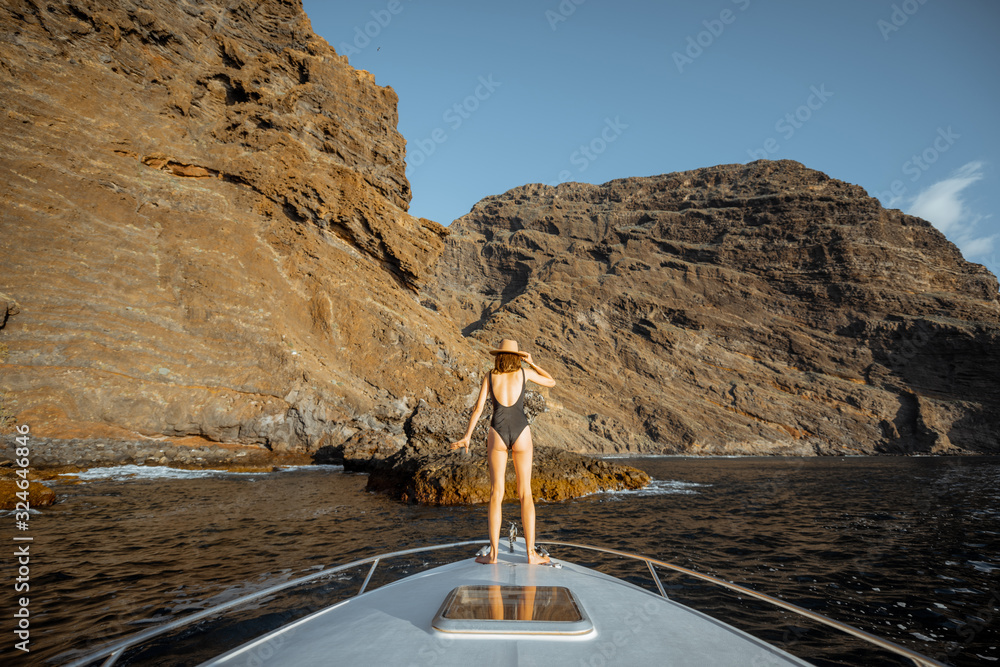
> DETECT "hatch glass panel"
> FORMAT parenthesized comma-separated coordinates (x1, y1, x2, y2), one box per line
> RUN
(432, 585, 593, 635)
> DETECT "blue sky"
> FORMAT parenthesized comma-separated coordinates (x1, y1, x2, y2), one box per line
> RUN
(302, 0, 1000, 281)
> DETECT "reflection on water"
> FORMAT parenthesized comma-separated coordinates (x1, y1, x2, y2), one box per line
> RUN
(5, 457, 999, 666)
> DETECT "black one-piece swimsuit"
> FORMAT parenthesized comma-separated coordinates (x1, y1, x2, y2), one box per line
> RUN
(490, 369, 529, 448)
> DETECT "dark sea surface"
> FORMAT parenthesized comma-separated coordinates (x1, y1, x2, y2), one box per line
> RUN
(4, 457, 999, 666)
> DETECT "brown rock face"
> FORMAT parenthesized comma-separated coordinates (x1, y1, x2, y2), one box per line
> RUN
(0, 0, 479, 455)
(425, 161, 1000, 455)
(311, 428, 402, 467)
(2, 1, 996, 471)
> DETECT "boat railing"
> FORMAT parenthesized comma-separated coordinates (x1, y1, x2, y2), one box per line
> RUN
(536, 540, 948, 667)
(62, 540, 484, 667)
(63, 538, 948, 667)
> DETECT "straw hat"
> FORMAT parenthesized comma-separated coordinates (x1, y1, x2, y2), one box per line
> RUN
(489, 339, 528, 358)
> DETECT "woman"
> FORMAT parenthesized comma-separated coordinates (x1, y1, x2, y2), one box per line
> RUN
(451, 339, 556, 564)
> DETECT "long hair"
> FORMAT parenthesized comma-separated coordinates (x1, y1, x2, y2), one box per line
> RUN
(493, 352, 522, 374)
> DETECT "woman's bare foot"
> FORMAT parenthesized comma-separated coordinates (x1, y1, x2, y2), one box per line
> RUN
(527, 548, 550, 565)
(476, 550, 498, 564)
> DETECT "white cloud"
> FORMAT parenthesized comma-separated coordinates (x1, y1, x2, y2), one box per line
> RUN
(961, 234, 993, 257)
(908, 161, 995, 260)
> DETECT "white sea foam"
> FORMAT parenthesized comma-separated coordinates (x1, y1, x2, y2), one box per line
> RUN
(606, 479, 710, 496)
(603, 454, 757, 460)
(61, 464, 343, 482)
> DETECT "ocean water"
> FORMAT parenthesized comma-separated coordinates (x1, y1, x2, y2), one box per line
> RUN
(4, 457, 998, 666)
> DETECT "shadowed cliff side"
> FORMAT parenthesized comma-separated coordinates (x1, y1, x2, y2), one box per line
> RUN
(0, 0, 479, 457)
(425, 162, 1000, 455)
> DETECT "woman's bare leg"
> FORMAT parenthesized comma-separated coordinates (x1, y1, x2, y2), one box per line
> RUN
(511, 427, 549, 564)
(477, 428, 507, 564)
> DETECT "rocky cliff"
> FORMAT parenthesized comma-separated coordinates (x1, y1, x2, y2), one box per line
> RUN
(0, 0, 479, 461)
(2, 1, 997, 466)
(425, 162, 1000, 455)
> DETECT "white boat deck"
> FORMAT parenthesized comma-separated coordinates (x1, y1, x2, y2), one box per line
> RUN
(204, 541, 812, 666)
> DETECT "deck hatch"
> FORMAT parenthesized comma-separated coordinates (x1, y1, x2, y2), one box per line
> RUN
(432, 585, 593, 635)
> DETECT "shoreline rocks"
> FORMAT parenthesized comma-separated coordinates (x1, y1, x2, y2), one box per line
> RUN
(0, 435, 309, 470)
(0, 479, 56, 510)
(311, 429, 404, 467)
(0, 428, 650, 508)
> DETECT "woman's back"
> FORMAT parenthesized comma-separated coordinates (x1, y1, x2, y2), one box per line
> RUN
(490, 370, 524, 407)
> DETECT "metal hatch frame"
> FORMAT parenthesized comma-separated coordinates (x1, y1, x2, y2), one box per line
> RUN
(431, 585, 594, 635)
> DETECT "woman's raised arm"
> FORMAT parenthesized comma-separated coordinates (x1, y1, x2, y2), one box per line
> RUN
(522, 353, 556, 388)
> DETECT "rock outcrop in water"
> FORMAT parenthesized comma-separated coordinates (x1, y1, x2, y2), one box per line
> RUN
(425, 162, 1000, 455)
(2, 1, 998, 470)
(363, 441, 650, 505)
(315, 396, 650, 503)
(0, 478, 55, 510)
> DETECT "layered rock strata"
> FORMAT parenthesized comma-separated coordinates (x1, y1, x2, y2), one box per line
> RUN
(425, 161, 1000, 455)
(0, 0, 476, 459)
(2, 1, 997, 470)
